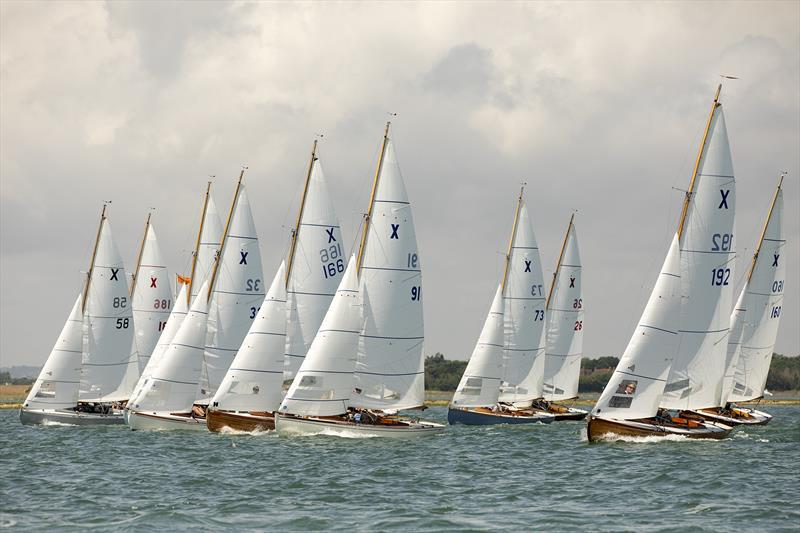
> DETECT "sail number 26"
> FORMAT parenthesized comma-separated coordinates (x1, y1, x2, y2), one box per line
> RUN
(711, 268, 730, 286)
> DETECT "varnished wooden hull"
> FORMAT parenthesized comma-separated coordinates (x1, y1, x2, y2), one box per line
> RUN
(688, 407, 772, 426)
(206, 409, 275, 432)
(587, 416, 732, 442)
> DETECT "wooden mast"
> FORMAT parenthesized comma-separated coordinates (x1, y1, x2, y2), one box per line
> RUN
(356, 122, 391, 275)
(546, 213, 574, 309)
(82, 203, 107, 313)
(207, 168, 246, 302)
(188, 181, 212, 305)
(500, 185, 525, 294)
(285, 140, 318, 287)
(747, 173, 785, 282)
(677, 84, 722, 239)
(129, 212, 152, 298)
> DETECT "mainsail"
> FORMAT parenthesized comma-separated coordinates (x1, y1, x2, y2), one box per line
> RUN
(351, 125, 426, 411)
(498, 189, 547, 404)
(451, 285, 505, 408)
(23, 294, 84, 411)
(211, 262, 288, 413)
(280, 256, 361, 417)
(543, 215, 584, 401)
(285, 143, 345, 379)
(728, 177, 786, 403)
(203, 176, 265, 396)
(130, 215, 173, 373)
(661, 89, 736, 411)
(79, 208, 136, 402)
(189, 183, 223, 305)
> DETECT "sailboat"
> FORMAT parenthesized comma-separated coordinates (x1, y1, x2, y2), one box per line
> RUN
(690, 174, 786, 425)
(128, 171, 263, 429)
(125, 184, 218, 423)
(535, 214, 588, 421)
(200, 170, 265, 407)
(127, 282, 211, 431)
(21, 205, 135, 425)
(206, 141, 344, 432)
(587, 85, 736, 441)
(276, 123, 444, 437)
(448, 187, 554, 424)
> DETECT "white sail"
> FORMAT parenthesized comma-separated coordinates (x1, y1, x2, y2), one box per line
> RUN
(593, 235, 681, 420)
(129, 283, 190, 407)
(352, 138, 426, 411)
(132, 221, 173, 372)
(79, 217, 136, 401)
(23, 294, 84, 411)
(280, 256, 360, 417)
(203, 182, 265, 396)
(662, 104, 736, 410)
(285, 159, 345, 379)
(543, 219, 584, 401)
(191, 192, 222, 304)
(719, 284, 747, 405)
(499, 197, 547, 404)
(212, 262, 287, 413)
(132, 281, 210, 413)
(729, 184, 785, 402)
(451, 284, 505, 408)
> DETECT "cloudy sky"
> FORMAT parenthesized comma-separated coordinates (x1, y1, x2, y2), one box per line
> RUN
(1, 1, 798, 369)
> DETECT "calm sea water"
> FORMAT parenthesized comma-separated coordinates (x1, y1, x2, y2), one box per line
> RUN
(1, 406, 798, 531)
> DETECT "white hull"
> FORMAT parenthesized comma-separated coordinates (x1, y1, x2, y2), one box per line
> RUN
(276, 414, 445, 439)
(127, 410, 207, 431)
(20, 408, 124, 426)
(688, 407, 773, 426)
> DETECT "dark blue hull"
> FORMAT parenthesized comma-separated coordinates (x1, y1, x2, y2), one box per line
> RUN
(447, 407, 554, 426)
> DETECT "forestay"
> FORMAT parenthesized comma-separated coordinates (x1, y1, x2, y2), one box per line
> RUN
(499, 197, 547, 404)
(543, 219, 584, 401)
(129, 283, 190, 408)
(593, 236, 681, 420)
(79, 217, 136, 402)
(132, 282, 210, 413)
(662, 103, 736, 411)
(729, 183, 785, 403)
(280, 256, 360, 417)
(451, 285, 505, 408)
(23, 294, 84, 411)
(204, 182, 265, 397)
(132, 221, 172, 372)
(352, 138, 425, 411)
(212, 262, 288, 413)
(285, 158, 345, 379)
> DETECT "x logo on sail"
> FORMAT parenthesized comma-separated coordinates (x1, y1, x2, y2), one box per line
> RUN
(570, 277, 575, 288)
(390, 224, 399, 239)
(240, 251, 248, 265)
(719, 189, 730, 209)
(773, 253, 780, 267)
(326, 228, 336, 243)
(524, 260, 531, 272)
(110, 268, 120, 281)
(150, 277, 157, 288)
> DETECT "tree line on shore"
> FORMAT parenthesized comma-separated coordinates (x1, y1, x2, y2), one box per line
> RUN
(423, 353, 800, 392)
